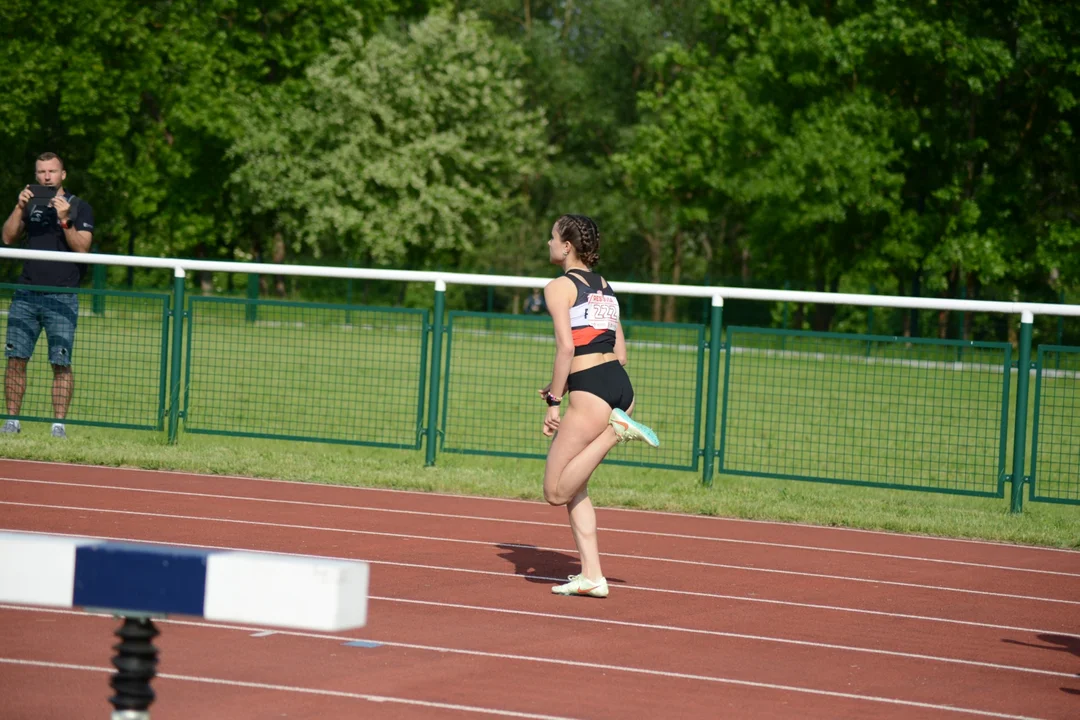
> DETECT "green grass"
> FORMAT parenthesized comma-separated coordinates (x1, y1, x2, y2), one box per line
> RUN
(0, 422, 1077, 549)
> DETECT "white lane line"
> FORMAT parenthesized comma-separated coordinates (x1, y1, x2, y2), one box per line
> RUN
(2, 501, 1076, 605)
(362, 597, 1075, 678)
(4, 483, 1075, 578)
(5, 531, 1078, 639)
(4, 477, 1077, 576)
(0, 658, 580, 719)
(3, 600, 1071, 681)
(0, 620, 1052, 720)
(4, 459, 1077, 557)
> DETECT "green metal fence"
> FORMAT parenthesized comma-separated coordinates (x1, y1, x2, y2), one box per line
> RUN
(1, 277, 1076, 513)
(438, 312, 705, 470)
(1030, 346, 1080, 504)
(182, 297, 429, 449)
(718, 327, 1012, 497)
(0, 284, 170, 430)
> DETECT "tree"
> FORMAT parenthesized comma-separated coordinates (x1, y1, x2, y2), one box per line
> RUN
(229, 11, 551, 269)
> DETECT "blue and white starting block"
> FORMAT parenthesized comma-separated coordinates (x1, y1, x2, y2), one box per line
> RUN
(0, 531, 370, 719)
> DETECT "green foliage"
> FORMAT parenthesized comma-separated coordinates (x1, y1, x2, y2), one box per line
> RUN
(1, 0, 1076, 326)
(229, 11, 551, 267)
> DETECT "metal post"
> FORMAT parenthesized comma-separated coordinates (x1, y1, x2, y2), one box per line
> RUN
(702, 294, 724, 486)
(425, 280, 446, 466)
(245, 271, 258, 323)
(167, 268, 185, 445)
(1009, 312, 1033, 513)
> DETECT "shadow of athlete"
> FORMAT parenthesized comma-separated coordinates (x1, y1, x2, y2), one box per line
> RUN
(1002, 633, 1080, 660)
(495, 543, 624, 586)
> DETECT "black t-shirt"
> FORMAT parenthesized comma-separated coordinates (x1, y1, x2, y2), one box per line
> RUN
(18, 190, 95, 288)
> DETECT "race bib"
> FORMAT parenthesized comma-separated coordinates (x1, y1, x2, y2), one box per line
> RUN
(585, 292, 619, 329)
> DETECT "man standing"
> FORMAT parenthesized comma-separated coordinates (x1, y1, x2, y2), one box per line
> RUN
(1, 152, 94, 437)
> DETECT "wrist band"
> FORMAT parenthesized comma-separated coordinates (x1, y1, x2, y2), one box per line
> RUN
(545, 392, 562, 407)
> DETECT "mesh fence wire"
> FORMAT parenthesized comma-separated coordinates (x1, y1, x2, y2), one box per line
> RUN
(1031, 346, 1080, 504)
(440, 312, 704, 470)
(183, 298, 427, 447)
(719, 327, 1011, 495)
(0, 284, 168, 429)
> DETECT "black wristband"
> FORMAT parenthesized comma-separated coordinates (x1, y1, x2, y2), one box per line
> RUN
(545, 392, 562, 407)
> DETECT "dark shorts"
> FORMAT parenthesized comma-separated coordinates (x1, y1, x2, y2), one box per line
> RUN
(4, 291, 79, 366)
(567, 360, 634, 411)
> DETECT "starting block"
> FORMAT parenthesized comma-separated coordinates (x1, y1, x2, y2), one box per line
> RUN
(0, 531, 370, 719)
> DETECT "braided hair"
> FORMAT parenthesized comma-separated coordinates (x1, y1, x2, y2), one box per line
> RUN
(556, 214, 601, 267)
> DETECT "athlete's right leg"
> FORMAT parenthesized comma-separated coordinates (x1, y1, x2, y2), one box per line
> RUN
(544, 393, 613, 585)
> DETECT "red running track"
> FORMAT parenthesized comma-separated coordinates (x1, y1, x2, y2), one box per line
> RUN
(0, 458, 1078, 719)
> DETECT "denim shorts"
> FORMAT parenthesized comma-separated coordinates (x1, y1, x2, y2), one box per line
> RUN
(4, 290, 79, 366)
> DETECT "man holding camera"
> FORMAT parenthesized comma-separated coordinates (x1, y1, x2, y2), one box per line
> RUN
(1, 152, 94, 438)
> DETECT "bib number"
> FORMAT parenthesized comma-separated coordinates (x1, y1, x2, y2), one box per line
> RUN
(586, 293, 619, 329)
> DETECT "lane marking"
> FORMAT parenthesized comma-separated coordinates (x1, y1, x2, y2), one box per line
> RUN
(0, 635, 1052, 719)
(3, 501, 1077, 605)
(4, 477, 1077, 575)
(5, 531, 1078, 639)
(3, 460, 1076, 557)
(0, 658, 580, 719)
(2, 602, 1072, 680)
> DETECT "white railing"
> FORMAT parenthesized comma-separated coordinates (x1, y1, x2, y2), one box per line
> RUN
(2, 247, 1078, 321)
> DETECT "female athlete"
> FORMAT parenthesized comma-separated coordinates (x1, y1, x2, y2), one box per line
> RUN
(538, 214, 659, 599)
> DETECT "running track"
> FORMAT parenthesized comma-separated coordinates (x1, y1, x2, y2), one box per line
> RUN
(0, 458, 1077, 719)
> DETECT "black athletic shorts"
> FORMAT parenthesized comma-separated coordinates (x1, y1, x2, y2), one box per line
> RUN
(567, 360, 634, 411)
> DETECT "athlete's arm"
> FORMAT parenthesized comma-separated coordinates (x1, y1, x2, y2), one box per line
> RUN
(614, 321, 627, 366)
(544, 277, 576, 398)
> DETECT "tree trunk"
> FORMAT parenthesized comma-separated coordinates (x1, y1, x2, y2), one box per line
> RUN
(126, 231, 135, 289)
(645, 230, 663, 322)
(811, 275, 838, 331)
(272, 232, 286, 298)
(964, 272, 975, 340)
(663, 232, 683, 322)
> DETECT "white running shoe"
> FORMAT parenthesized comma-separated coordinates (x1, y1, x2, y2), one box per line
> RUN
(0, 419, 20, 434)
(551, 574, 609, 598)
(609, 408, 659, 447)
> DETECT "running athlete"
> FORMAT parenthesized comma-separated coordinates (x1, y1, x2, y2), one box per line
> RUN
(538, 214, 659, 599)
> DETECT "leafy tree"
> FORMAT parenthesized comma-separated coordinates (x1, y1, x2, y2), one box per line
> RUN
(229, 11, 551, 269)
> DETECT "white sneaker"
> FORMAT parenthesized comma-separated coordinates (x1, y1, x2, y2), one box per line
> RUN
(609, 408, 659, 447)
(551, 574, 609, 598)
(0, 419, 20, 434)
(51, 423, 67, 439)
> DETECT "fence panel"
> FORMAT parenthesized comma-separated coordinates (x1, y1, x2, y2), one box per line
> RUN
(183, 297, 428, 448)
(440, 312, 705, 470)
(719, 327, 1012, 496)
(0, 283, 169, 430)
(1030, 346, 1080, 504)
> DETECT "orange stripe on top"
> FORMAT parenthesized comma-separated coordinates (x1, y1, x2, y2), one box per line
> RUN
(572, 326, 607, 346)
